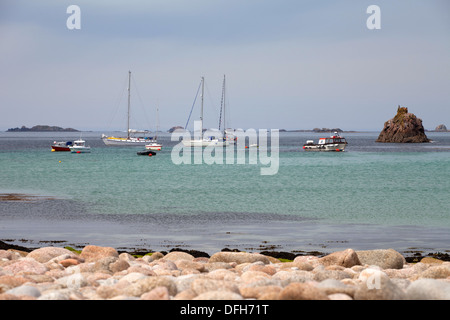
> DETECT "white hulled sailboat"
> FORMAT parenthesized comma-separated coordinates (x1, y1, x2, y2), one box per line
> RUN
(182, 76, 229, 147)
(102, 71, 162, 149)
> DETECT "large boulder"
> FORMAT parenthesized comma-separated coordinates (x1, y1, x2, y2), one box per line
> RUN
(79, 245, 119, 263)
(27, 247, 76, 263)
(318, 249, 361, 268)
(278, 282, 329, 300)
(376, 106, 429, 143)
(3, 258, 48, 275)
(405, 279, 450, 300)
(356, 249, 405, 269)
(209, 252, 270, 265)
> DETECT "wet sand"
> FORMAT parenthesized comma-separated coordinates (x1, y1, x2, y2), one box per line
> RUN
(1, 193, 449, 262)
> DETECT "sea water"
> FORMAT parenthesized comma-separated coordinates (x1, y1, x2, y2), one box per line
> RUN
(0, 131, 449, 255)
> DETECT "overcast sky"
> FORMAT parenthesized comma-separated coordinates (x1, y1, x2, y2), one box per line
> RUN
(1, 0, 449, 131)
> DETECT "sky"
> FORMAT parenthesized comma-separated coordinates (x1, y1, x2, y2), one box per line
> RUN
(1, 0, 449, 132)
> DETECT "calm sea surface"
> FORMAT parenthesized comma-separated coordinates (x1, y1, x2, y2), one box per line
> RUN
(0, 131, 449, 255)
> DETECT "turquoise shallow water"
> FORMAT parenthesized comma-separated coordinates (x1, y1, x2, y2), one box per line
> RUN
(0, 131, 449, 255)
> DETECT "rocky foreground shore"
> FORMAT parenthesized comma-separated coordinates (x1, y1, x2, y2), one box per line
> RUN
(1, 245, 449, 300)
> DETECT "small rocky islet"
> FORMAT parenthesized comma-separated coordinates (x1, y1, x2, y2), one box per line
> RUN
(376, 106, 430, 143)
(1, 245, 449, 300)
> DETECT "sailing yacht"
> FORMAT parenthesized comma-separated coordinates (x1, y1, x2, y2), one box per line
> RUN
(182, 76, 229, 147)
(218, 75, 236, 145)
(145, 106, 162, 151)
(102, 71, 162, 149)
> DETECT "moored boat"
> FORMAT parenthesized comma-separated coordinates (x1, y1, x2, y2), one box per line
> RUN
(102, 71, 161, 147)
(182, 76, 231, 147)
(51, 141, 73, 152)
(182, 136, 227, 147)
(69, 139, 91, 153)
(102, 134, 156, 146)
(145, 142, 162, 151)
(303, 132, 348, 152)
(137, 150, 156, 156)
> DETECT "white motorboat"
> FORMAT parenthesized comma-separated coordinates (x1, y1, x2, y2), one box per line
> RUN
(302, 132, 348, 152)
(69, 139, 91, 153)
(145, 142, 163, 151)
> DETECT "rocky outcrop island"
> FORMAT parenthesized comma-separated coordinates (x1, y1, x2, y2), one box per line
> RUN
(435, 124, 448, 132)
(167, 126, 184, 133)
(376, 106, 429, 143)
(7, 125, 79, 132)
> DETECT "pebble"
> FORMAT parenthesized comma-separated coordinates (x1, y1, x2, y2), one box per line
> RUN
(0, 246, 449, 300)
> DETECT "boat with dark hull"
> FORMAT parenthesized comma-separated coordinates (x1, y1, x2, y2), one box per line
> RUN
(51, 141, 73, 152)
(137, 150, 156, 156)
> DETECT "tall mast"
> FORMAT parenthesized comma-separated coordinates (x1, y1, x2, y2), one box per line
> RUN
(200, 76, 204, 133)
(127, 70, 131, 139)
(155, 104, 160, 140)
(223, 74, 226, 136)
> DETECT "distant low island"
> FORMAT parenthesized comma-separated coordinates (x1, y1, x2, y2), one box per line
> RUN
(167, 126, 347, 133)
(7, 125, 79, 132)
